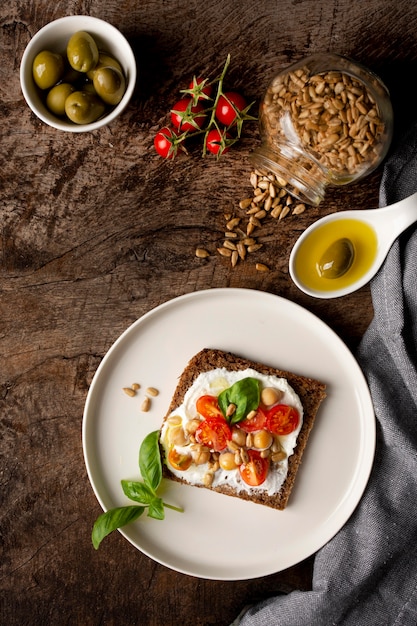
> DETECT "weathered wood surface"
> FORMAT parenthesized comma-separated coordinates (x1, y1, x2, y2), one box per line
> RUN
(2, 1, 417, 624)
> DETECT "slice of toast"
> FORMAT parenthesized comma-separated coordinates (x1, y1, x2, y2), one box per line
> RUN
(160, 348, 327, 510)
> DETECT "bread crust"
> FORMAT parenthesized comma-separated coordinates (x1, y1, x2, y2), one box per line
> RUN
(160, 348, 327, 510)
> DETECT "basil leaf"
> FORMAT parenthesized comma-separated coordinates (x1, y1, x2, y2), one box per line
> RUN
(92, 505, 145, 550)
(139, 430, 162, 492)
(121, 480, 156, 504)
(218, 377, 260, 424)
(147, 497, 165, 520)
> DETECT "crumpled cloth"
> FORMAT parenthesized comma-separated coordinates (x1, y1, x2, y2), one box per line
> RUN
(233, 123, 417, 626)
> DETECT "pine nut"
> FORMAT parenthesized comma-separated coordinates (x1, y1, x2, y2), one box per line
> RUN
(271, 451, 287, 463)
(240, 449, 249, 464)
(141, 397, 151, 412)
(226, 403, 236, 417)
(203, 471, 214, 487)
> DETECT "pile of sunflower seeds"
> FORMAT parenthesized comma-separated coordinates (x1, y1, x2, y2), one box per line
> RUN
(195, 169, 306, 270)
(263, 68, 385, 177)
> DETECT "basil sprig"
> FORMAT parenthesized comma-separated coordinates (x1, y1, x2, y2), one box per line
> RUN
(218, 377, 260, 424)
(92, 430, 183, 549)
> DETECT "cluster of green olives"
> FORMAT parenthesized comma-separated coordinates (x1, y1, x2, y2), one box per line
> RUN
(32, 31, 126, 125)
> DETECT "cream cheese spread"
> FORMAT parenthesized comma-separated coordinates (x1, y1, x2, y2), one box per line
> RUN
(160, 367, 303, 496)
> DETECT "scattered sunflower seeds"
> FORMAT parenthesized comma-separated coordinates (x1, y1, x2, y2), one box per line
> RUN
(195, 168, 308, 270)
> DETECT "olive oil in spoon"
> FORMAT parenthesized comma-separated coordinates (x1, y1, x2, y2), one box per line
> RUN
(289, 191, 417, 298)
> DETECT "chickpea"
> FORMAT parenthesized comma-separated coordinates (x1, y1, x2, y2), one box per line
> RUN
(231, 427, 246, 447)
(219, 452, 238, 471)
(167, 425, 188, 446)
(252, 429, 273, 450)
(261, 387, 283, 406)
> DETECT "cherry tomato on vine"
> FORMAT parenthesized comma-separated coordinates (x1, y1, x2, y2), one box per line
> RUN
(171, 97, 206, 132)
(238, 406, 268, 433)
(188, 77, 213, 101)
(239, 450, 269, 486)
(196, 395, 223, 420)
(154, 126, 178, 159)
(266, 404, 299, 436)
(215, 91, 247, 126)
(168, 448, 193, 471)
(206, 128, 232, 155)
(195, 417, 232, 452)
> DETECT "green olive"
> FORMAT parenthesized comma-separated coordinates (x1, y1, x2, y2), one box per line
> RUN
(83, 82, 98, 95)
(61, 65, 87, 86)
(64, 91, 106, 124)
(32, 50, 65, 89)
(86, 52, 123, 80)
(317, 238, 355, 279)
(93, 66, 126, 105)
(46, 83, 75, 116)
(66, 31, 99, 73)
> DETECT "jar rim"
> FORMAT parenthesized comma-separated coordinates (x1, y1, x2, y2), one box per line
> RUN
(250, 145, 327, 206)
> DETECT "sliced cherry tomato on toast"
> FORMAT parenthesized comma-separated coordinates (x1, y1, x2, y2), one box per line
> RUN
(195, 417, 232, 452)
(168, 448, 193, 471)
(239, 449, 269, 486)
(266, 404, 299, 436)
(196, 395, 223, 420)
(238, 406, 268, 432)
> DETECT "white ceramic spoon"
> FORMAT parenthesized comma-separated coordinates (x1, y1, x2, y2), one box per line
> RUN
(289, 191, 417, 299)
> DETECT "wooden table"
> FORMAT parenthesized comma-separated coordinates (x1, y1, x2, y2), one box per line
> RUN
(2, 1, 417, 624)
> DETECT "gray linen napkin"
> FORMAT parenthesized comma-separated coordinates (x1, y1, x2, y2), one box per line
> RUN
(233, 123, 417, 626)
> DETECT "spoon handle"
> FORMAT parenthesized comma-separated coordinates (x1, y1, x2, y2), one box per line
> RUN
(384, 191, 417, 238)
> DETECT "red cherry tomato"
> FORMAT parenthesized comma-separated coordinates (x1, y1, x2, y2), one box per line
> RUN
(171, 97, 206, 132)
(266, 404, 299, 436)
(154, 126, 178, 159)
(238, 406, 268, 433)
(239, 450, 269, 486)
(215, 91, 247, 126)
(196, 395, 223, 419)
(206, 128, 232, 155)
(168, 448, 193, 471)
(188, 77, 213, 101)
(195, 417, 232, 452)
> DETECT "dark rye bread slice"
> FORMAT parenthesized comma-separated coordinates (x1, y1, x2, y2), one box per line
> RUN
(160, 348, 327, 510)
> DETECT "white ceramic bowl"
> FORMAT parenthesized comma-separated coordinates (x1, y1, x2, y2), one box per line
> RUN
(20, 15, 137, 132)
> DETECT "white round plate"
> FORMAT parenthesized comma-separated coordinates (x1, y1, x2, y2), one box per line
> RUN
(82, 288, 375, 580)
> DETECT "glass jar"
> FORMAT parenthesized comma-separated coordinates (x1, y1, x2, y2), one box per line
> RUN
(251, 53, 393, 206)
